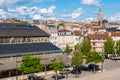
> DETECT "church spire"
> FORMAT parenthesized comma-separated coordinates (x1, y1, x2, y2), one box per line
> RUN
(98, 7, 103, 25)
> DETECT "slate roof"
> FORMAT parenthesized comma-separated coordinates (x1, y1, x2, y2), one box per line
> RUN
(46, 24, 56, 28)
(0, 23, 50, 37)
(0, 42, 62, 57)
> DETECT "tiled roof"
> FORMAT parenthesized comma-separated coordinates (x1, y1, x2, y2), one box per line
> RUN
(111, 32, 120, 36)
(94, 25, 106, 30)
(0, 42, 62, 57)
(74, 30, 82, 36)
(0, 23, 50, 37)
(109, 22, 120, 25)
(88, 32, 108, 39)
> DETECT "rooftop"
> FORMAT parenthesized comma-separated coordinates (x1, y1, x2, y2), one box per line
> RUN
(0, 23, 50, 37)
(0, 42, 62, 57)
(88, 32, 108, 39)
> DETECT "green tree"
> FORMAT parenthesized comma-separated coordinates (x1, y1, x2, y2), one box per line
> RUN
(86, 51, 104, 73)
(72, 44, 83, 77)
(104, 36, 115, 55)
(20, 21, 28, 24)
(115, 40, 120, 54)
(80, 38, 91, 56)
(19, 55, 44, 74)
(50, 54, 65, 80)
(64, 44, 71, 55)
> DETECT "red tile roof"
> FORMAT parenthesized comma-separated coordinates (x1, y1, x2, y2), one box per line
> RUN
(88, 32, 108, 39)
(111, 32, 120, 36)
(74, 30, 82, 36)
(109, 22, 120, 25)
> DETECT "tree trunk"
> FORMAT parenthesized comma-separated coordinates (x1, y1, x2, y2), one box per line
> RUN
(101, 62, 103, 72)
(56, 71, 57, 80)
(76, 66, 78, 78)
(93, 64, 95, 73)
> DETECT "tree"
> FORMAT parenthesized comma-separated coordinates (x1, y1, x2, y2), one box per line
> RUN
(50, 54, 65, 80)
(80, 38, 91, 56)
(64, 44, 72, 79)
(115, 40, 120, 56)
(104, 36, 115, 55)
(20, 21, 28, 24)
(64, 44, 71, 55)
(64, 44, 72, 65)
(72, 44, 83, 77)
(86, 51, 104, 73)
(19, 55, 44, 74)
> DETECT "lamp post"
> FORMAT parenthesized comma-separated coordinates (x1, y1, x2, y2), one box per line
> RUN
(45, 64, 47, 76)
(16, 56, 18, 80)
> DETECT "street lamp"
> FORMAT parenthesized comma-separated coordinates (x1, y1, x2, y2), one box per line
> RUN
(44, 64, 47, 76)
(16, 55, 18, 80)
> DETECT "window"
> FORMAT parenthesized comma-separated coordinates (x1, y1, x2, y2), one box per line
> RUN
(93, 42, 95, 45)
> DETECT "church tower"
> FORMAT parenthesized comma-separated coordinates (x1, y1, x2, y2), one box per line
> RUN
(98, 7, 103, 25)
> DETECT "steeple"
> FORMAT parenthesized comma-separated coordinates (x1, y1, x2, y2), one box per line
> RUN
(98, 7, 103, 25)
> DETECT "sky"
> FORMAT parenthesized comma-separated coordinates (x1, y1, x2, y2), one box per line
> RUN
(0, 0, 120, 22)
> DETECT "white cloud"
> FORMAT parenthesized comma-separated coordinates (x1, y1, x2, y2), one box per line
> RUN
(33, 14, 45, 20)
(61, 8, 83, 21)
(81, 0, 100, 6)
(0, 5, 56, 20)
(109, 12, 120, 22)
(84, 17, 95, 22)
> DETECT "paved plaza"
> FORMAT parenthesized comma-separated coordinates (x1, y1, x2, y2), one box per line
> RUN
(46, 59, 120, 80)
(1, 59, 120, 80)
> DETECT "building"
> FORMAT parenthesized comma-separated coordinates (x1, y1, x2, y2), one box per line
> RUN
(110, 32, 120, 41)
(73, 30, 83, 45)
(45, 24, 58, 46)
(88, 32, 108, 52)
(57, 29, 74, 50)
(0, 23, 62, 78)
(98, 8, 103, 25)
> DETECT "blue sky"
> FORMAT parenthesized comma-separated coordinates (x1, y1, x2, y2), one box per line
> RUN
(0, 0, 120, 22)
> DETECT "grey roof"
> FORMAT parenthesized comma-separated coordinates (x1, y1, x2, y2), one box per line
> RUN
(0, 42, 62, 57)
(106, 27, 120, 32)
(0, 23, 50, 37)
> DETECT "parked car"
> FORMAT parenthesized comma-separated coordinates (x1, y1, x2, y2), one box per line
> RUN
(79, 65, 88, 71)
(59, 68, 71, 75)
(27, 74, 45, 80)
(71, 66, 81, 74)
(51, 75, 65, 80)
(88, 64, 100, 71)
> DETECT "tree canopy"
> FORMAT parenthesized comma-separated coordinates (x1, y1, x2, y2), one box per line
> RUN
(115, 40, 120, 55)
(72, 50, 83, 67)
(64, 44, 71, 55)
(19, 55, 44, 74)
(104, 36, 115, 54)
(86, 51, 104, 64)
(80, 38, 91, 56)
